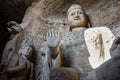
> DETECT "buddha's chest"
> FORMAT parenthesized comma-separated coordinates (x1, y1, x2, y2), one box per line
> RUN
(62, 31, 86, 50)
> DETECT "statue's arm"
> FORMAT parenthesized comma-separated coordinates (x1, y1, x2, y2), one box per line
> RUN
(1, 35, 18, 66)
(47, 45, 60, 59)
(46, 29, 61, 59)
(7, 56, 25, 73)
(1, 41, 13, 65)
(29, 63, 34, 80)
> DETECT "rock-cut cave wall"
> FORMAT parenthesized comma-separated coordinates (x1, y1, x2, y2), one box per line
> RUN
(0, 0, 120, 80)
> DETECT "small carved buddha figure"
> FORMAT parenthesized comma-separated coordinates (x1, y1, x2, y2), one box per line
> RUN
(0, 44, 34, 80)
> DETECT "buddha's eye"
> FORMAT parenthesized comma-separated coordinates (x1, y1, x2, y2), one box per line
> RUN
(71, 12, 75, 16)
(78, 11, 82, 14)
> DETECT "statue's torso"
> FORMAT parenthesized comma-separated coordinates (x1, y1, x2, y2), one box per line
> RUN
(7, 55, 31, 80)
(60, 28, 92, 74)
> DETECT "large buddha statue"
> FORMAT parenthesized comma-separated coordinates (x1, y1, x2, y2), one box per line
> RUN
(38, 4, 115, 80)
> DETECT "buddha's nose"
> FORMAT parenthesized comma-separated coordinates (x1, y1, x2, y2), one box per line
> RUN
(75, 15, 80, 19)
(75, 15, 79, 18)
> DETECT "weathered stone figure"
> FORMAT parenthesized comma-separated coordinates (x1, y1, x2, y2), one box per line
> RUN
(46, 4, 93, 80)
(0, 39, 34, 80)
(0, 35, 18, 80)
(45, 4, 115, 80)
(0, 21, 23, 77)
(0, 45, 34, 80)
(7, 21, 23, 39)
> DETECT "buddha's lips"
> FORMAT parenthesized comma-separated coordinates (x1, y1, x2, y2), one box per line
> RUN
(74, 18, 81, 20)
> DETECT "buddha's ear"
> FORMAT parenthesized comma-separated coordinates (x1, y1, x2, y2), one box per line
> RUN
(86, 15, 92, 28)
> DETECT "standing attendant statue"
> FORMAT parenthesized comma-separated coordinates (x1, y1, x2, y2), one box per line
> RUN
(0, 21, 23, 79)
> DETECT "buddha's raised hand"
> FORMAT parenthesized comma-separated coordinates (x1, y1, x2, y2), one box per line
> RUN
(46, 29, 61, 48)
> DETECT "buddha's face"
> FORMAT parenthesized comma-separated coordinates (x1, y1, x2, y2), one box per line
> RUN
(67, 5, 87, 28)
(7, 21, 23, 34)
(19, 46, 33, 58)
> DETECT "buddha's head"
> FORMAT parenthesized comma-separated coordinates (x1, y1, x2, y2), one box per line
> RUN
(18, 45, 33, 59)
(7, 21, 23, 35)
(67, 4, 87, 29)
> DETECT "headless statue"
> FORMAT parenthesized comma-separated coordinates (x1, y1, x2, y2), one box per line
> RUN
(0, 38, 34, 80)
(40, 4, 115, 80)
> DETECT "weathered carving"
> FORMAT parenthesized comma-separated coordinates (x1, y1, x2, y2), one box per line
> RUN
(85, 27, 115, 68)
(0, 21, 22, 65)
(7, 21, 23, 39)
(0, 35, 18, 80)
(0, 21, 24, 78)
(0, 38, 34, 80)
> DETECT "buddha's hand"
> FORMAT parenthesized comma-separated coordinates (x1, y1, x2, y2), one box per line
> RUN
(46, 29, 61, 48)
